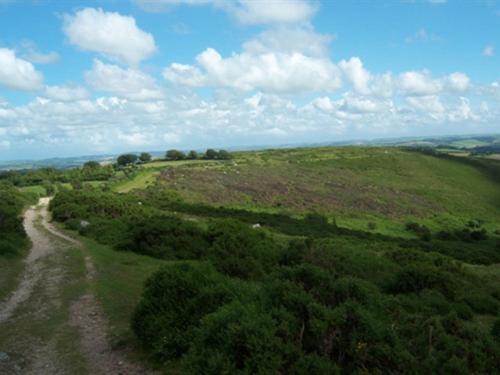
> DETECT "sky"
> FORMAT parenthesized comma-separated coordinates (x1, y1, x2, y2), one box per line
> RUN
(0, 0, 499, 160)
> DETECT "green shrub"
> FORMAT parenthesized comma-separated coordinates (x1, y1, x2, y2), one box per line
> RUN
(491, 319, 500, 339)
(388, 263, 455, 298)
(132, 262, 234, 360)
(120, 215, 208, 259)
(205, 219, 281, 279)
(462, 294, 499, 315)
(184, 302, 282, 374)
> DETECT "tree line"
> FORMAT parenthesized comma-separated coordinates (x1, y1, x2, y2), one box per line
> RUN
(116, 149, 232, 167)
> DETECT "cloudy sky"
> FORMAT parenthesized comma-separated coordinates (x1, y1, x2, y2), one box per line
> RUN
(0, 0, 499, 160)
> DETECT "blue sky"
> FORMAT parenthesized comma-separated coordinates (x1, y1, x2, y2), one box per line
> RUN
(0, 0, 498, 160)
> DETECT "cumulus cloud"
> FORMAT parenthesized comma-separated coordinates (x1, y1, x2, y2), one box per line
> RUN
(86, 59, 164, 100)
(134, 0, 317, 25)
(163, 30, 341, 93)
(339, 57, 371, 95)
(0, 48, 44, 91)
(398, 71, 470, 96)
(243, 26, 334, 57)
(44, 85, 89, 102)
(447, 72, 470, 92)
(406, 95, 445, 113)
(221, 0, 318, 25)
(399, 70, 443, 96)
(63, 8, 157, 65)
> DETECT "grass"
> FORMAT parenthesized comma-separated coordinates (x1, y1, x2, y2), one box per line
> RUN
(82, 237, 167, 344)
(113, 170, 160, 193)
(151, 147, 500, 237)
(19, 185, 46, 196)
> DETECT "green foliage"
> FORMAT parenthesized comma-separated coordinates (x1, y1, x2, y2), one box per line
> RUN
(203, 148, 232, 160)
(139, 152, 152, 162)
(204, 148, 218, 160)
(166, 149, 186, 160)
(0, 183, 34, 256)
(83, 161, 100, 169)
(117, 153, 138, 166)
(184, 302, 282, 374)
(205, 219, 280, 279)
(187, 150, 198, 160)
(119, 215, 208, 259)
(44, 146, 500, 373)
(132, 262, 234, 360)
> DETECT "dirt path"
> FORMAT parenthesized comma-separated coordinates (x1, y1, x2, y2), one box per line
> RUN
(0, 198, 154, 374)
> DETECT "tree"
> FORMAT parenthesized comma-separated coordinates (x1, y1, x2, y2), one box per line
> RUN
(187, 150, 198, 160)
(166, 149, 186, 160)
(217, 149, 232, 160)
(117, 153, 138, 166)
(205, 149, 218, 160)
(139, 152, 152, 163)
(83, 161, 100, 169)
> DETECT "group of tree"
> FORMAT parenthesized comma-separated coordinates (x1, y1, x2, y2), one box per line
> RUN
(114, 148, 232, 167)
(166, 149, 232, 161)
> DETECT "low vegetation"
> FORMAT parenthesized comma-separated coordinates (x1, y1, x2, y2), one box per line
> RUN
(3, 144, 499, 373)
(0, 183, 36, 256)
(47, 146, 500, 373)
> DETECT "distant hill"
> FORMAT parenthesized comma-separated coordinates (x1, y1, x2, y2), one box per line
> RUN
(1, 133, 499, 171)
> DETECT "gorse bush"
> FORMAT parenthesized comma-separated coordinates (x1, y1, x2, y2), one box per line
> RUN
(49, 188, 500, 373)
(131, 262, 235, 360)
(0, 183, 34, 256)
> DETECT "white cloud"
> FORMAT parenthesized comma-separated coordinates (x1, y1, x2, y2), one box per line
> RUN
(163, 63, 205, 86)
(163, 132, 181, 144)
(447, 72, 470, 92)
(23, 51, 60, 64)
(311, 96, 335, 112)
(44, 85, 89, 102)
(243, 26, 333, 57)
(406, 95, 445, 113)
(134, 0, 317, 25)
(448, 97, 479, 122)
(0, 48, 44, 91)
(339, 57, 371, 95)
(399, 70, 442, 96)
(86, 59, 164, 100)
(63, 8, 157, 65)
(222, 0, 318, 25)
(164, 47, 341, 94)
(339, 95, 391, 114)
(482, 45, 494, 57)
(118, 131, 151, 146)
(18, 40, 60, 64)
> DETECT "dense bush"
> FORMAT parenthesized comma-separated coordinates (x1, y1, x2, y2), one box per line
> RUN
(132, 262, 235, 360)
(205, 219, 280, 278)
(0, 183, 34, 256)
(48, 188, 500, 373)
(119, 215, 208, 259)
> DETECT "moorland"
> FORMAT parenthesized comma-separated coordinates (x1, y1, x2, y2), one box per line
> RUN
(1, 144, 499, 373)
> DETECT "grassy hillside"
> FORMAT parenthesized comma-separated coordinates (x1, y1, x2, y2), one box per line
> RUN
(153, 147, 500, 235)
(45, 146, 500, 374)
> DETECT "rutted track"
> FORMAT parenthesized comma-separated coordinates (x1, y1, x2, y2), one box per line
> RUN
(0, 198, 154, 374)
